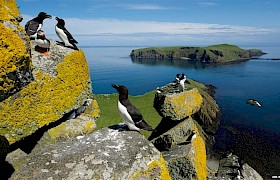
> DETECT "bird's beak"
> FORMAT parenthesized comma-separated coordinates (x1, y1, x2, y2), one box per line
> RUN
(112, 84, 119, 89)
(45, 14, 52, 19)
(55, 17, 60, 21)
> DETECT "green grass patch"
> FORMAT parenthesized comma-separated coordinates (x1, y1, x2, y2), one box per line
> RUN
(94, 90, 162, 138)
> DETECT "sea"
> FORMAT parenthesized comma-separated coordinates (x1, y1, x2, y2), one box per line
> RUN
(82, 44, 280, 178)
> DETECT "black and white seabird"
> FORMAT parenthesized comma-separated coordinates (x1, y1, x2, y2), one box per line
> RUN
(175, 73, 180, 83)
(55, 17, 78, 50)
(112, 84, 153, 132)
(34, 30, 50, 55)
(187, 130, 197, 143)
(246, 99, 262, 107)
(178, 73, 187, 92)
(25, 12, 52, 40)
(67, 99, 92, 119)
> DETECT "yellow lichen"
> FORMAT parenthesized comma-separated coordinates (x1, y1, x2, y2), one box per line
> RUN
(0, 0, 21, 22)
(130, 155, 171, 180)
(192, 134, 207, 180)
(0, 50, 91, 144)
(83, 121, 96, 134)
(48, 123, 68, 141)
(165, 88, 203, 119)
(0, 23, 30, 94)
(91, 100, 100, 118)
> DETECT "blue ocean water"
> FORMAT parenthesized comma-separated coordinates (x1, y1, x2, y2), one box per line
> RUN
(83, 44, 280, 177)
(84, 45, 280, 134)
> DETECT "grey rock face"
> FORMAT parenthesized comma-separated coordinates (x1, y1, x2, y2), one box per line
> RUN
(11, 128, 166, 180)
(208, 154, 263, 180)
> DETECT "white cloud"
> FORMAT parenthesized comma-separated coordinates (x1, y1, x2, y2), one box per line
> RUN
(20, 14, 279, 46)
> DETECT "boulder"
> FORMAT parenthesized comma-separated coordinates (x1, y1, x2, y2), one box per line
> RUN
(11, 128, 171, 180)
(208, 154, 263, 180)
(163, 136, 207, 180)
(37, 99, 100, 147)
(154, 83, 203, 120)
(150, 117, 198, 151)
(0, 37, 94, 144)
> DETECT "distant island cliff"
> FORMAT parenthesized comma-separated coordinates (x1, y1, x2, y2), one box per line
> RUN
(130, 44, 265, 64)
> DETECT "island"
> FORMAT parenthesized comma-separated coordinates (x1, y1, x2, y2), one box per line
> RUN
(130, 44, 265, 64)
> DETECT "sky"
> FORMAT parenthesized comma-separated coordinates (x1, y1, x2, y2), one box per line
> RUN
(17, 0, 280, 46)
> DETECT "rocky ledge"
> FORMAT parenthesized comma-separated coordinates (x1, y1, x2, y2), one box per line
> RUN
(130, 44, 265, 64)
(10, 128, 170, 179)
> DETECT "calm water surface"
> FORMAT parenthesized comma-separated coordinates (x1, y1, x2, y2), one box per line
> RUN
(83, 45, 280, 177)
(85, 45, 280, 134)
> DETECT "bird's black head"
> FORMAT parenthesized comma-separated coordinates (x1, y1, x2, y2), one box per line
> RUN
(38, 12, 52, 19)
(112, 84, 129, 97)
(36, 30, 45, 39)
(55, 17, 65, 26)
(176, 74, 180, 78)
(180, 73, 186, 80)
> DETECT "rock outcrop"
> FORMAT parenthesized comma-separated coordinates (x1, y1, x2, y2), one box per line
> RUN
(0, 0, 32, 102)
(208, 154, 263, 180)
(130, 44, 265, 64)
(0, 0, 99, 154)
(11, 128, 171, 180)
(149, 79, 220, 180)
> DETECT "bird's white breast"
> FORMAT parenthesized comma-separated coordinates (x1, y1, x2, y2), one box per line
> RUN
(117, 100, 140, 131)
(55, 26, 71, 47)
(34, 39, 50, 48)
(179, 80, 185, 91)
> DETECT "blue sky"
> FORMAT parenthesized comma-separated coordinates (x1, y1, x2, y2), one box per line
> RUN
(18, 0, 280, 46)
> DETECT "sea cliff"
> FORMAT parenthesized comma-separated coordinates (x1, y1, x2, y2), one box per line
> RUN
(1, 1, 263, 179)
(130, 44, 265, 64)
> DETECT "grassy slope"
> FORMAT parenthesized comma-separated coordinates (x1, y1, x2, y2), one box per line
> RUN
(94, 90, 162, 138)
(94, 79, 208, 138)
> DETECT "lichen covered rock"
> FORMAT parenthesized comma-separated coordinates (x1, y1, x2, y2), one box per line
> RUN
(150, 117, 198, 151)
(11, 128, 171, 180)
(163, 135, 207, 180)
(154, 84, 203, 120)
(0, 0, 32, 102)
(38, 100, 99, 146)
(0, 39, 93, 144)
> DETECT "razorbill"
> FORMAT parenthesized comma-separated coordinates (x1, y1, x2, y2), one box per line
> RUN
(55, 17, 78, 50)
(112, 84, 153, 132)
(156, 87, 162, 94)
(178, 73, 187, 92)
(175, 73, 180, 83)
(25, 12, 52, 40)
(246, 99, 262, 107)
(34, 30, 50, 55)
(67, 99, 92, 119)
(187, 130, 197, 142)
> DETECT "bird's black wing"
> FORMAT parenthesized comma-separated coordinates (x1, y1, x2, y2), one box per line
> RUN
(62, 27, 78, 44)
(123, 100, 153, 131)
(25, 20, 39, 36)
(122, 100, 143, 122)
